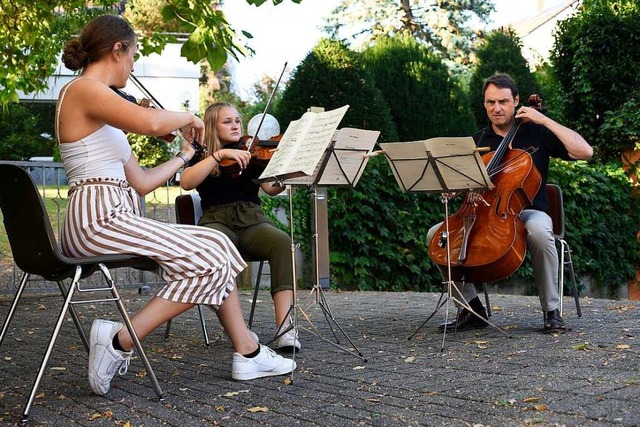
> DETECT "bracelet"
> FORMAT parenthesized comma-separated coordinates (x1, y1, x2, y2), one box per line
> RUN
(175, 151, 190, 167)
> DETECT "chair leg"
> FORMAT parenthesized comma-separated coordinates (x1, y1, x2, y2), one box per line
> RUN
(21, 267, 82, 423)
(164, 318, 172, 340)
(248, 261, 264, 330)
(558, 239, 565, 315)
(561, 239, 582, 318)
(0, 272, 30, 347)
(197, 305, 210, 346)
(97, 264, 164, 399)
(56, 280, 90, 353)
(481, 283, 492, 318)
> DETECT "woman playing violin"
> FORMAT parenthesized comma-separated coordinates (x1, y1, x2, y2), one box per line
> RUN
(427, 73, 593, 333)
(56, 15, 294, 396)
(180, 102, 301, 352)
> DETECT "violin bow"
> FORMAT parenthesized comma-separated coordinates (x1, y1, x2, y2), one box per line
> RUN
(246, 62, 288, 151)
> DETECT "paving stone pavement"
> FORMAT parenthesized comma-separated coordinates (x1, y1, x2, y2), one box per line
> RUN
(0, 288, 639, 426)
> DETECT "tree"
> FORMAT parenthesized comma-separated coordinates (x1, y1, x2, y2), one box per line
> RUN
(323, 0, 495, 70)
(276, 39, 397, 142)
(469, 28, 539, 128)
(362, 34, 475, 141)
(0, 103, 50, 160)
(0, 0, 299, 106)
(551, 0, 640, 162)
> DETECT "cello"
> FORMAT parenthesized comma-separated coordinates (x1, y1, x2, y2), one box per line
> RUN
(427, 95, 544, 283)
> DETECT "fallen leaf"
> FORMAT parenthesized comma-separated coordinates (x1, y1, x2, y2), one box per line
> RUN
(223, 390, 250, 397)
(283, 377, 292, 385)
(353, 366, 366, 370)
(103, 410, 113, 419)
(215, 406, 225, 412)
(38, 304, 47, 311)
(572, 342, 590, 351)
(534, 404, 548, 411)
(247, 406, 269, 413)
(523, 397, 541, 403)
(88, 413, 102, 420)
(404, 356, 416, 363)
(35, 392, 45, 399)
(365, 398, 381, 403)
(616, 344, 630, 349)
(50, 367, 66, 371)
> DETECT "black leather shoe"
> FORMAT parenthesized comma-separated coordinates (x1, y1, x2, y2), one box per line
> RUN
(439, 307, 488, 331)
(439, 308, 470, 331)
(544, 309, 567, 331)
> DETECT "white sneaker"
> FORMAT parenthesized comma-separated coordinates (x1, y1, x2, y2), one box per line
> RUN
(231, 344, 296, 381)
(272, 328, 302, 352)
(88, 319, 132, 396)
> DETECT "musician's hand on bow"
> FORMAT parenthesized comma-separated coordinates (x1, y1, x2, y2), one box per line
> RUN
(218, 148, 252, 170)
(180, 113, 205, 144)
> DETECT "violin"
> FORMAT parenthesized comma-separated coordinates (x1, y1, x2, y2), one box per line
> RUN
(111, 77, 207, 157)
(218, 134, 281, 175)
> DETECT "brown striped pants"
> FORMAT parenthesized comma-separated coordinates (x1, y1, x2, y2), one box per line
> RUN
(61, 179, 246, 306)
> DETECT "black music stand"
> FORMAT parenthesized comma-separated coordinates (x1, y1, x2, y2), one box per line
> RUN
(379, 137, 508, 350)
(255, 105, 354, 380)
(286, 127, 380, 363)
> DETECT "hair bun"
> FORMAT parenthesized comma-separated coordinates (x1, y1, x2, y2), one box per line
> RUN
(61, 39, 89, 71)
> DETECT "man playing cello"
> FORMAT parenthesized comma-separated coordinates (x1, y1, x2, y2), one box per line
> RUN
(427, 73, 593, 333)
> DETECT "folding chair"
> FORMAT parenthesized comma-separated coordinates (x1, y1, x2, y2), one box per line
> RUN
(481, 184, 582, 317)
(546, 183, 582, 317)
(0, 163, 163, 423)
(164, 193, 267, 345)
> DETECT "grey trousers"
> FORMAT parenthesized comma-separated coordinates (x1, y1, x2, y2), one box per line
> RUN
(427, 209, 559, 312)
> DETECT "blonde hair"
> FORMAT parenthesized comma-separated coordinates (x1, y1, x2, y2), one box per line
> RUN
(203, 101, 243, 148)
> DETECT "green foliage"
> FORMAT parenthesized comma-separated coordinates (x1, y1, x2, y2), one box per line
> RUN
(469, 28, 540, 128)
(599, 96, 640, 172)
(128, 134, 173, 168)
(276, 38, 398, 143)
(0, 102, 52, 160)
(533, 61, 566, 124)
(0, 2, 110, 105)
(551, 0, 640, 162)
(327, 155, 443, 291)
(361, 35, 475, 140)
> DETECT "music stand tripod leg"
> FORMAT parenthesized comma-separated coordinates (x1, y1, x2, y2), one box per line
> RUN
(296, 186, 366, 362)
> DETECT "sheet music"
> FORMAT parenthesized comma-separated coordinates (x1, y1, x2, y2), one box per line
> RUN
(380, 137, 493, 193)
(259, 105, 349, 180)
(284, 127, 380, 187)
(317, 128, 380, 186)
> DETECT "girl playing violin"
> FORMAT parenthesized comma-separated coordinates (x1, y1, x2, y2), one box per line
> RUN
(180, 102, 301, 352)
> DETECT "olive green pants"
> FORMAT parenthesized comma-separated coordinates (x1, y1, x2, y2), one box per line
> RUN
(199, 201, 293, 294)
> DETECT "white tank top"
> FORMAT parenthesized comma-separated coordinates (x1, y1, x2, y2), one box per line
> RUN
(57, 79, 132, 182)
